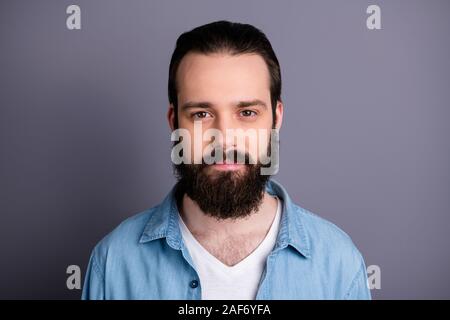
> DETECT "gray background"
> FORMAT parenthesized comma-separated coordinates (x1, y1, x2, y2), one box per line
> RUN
(0, 0, 449, 299)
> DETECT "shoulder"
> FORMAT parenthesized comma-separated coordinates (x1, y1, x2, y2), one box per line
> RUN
(88, 205, 159, 265)
(294, 204, 366, 272)
(292, 204, 369, 297)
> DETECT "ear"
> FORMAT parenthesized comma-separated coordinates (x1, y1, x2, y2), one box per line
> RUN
(167, 104, 176, 131)
(274, 101, 284, 130)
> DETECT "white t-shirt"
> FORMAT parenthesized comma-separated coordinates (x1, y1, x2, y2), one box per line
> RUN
(178, 196, 282, 300)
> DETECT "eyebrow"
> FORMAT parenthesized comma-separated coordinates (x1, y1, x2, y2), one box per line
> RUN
(236, 99, 268, 109)
(180, 99, 268, 111)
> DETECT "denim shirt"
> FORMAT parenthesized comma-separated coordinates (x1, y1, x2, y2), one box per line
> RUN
(82, 179, 371, 300)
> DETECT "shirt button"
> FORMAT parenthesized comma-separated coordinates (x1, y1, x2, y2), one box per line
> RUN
(190, 280, 199, 288)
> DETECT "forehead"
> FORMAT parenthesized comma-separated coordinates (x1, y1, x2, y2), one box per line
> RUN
(176, 52, 271, 103)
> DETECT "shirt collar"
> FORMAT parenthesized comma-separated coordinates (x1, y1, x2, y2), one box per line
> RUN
(139, 178, 311, 259)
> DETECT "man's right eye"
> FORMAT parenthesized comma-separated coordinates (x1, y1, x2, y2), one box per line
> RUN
(192, 111, 210, 119)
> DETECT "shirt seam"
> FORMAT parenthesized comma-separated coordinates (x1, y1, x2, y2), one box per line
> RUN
(344, 260, 365, 299)
(91, 254, 105, 282)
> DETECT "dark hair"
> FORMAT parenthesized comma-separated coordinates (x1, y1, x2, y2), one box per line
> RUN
(168, 20, 282, 127)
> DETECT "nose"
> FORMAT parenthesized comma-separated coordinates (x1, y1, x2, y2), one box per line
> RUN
(213, 113, 237, 151)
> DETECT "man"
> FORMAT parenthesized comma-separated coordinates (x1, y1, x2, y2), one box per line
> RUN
(82, 20, 371, 300)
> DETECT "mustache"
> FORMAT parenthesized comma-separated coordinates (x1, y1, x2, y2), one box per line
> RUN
(202, 148, 255, 166)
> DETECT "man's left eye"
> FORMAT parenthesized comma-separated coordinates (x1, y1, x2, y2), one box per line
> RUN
(240, 110, 257, 117)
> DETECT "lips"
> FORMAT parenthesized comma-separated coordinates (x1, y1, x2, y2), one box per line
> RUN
(210, 163, 244, 171)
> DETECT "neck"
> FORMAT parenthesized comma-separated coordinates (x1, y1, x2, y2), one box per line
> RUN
(179, 191, 278, 238)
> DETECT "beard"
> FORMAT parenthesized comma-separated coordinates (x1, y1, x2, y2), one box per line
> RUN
(173, 148, 271, 220)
